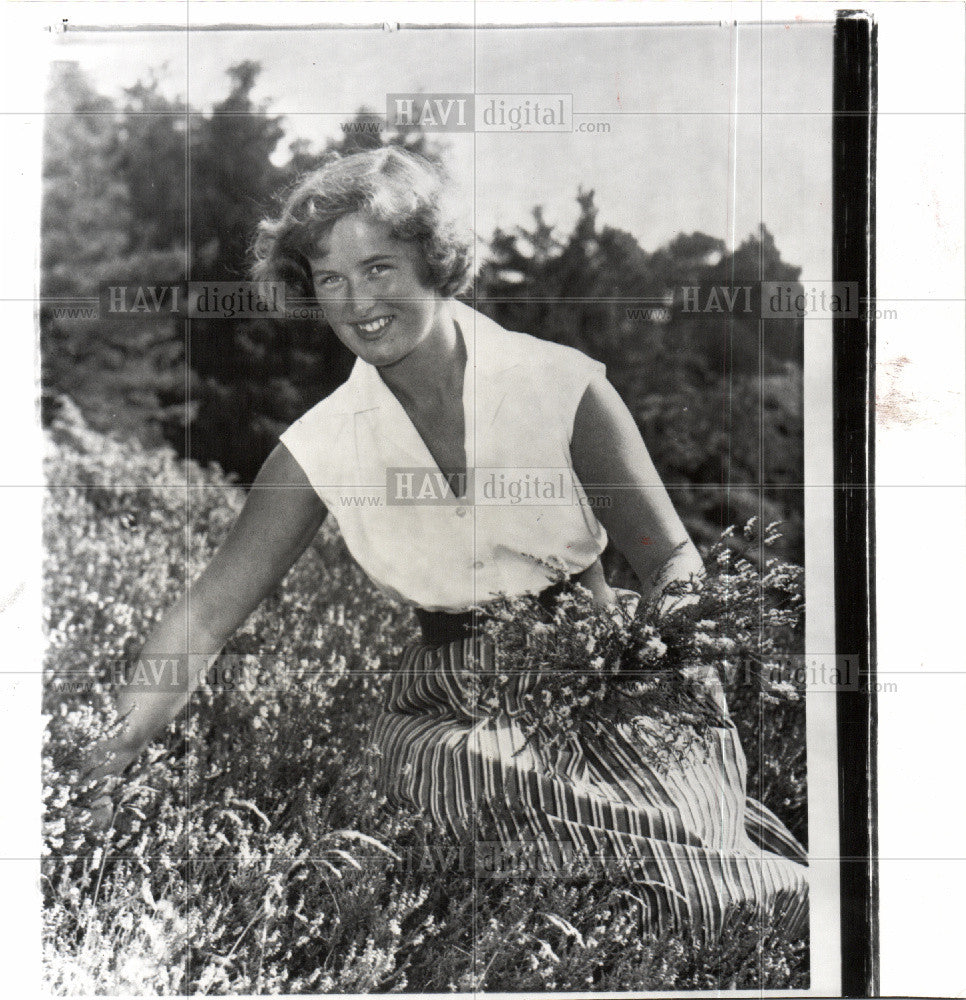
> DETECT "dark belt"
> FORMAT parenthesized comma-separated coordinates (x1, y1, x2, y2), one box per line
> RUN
(414, 575, 579, 646)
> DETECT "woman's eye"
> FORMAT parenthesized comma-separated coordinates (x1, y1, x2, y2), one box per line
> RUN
(315, 275, 342, 288)
(368, 264, 391, 277)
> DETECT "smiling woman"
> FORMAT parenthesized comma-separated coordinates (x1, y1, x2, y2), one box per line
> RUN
(307, 214, 451, 364)
(303, 213, 471, 494)
(85, 146, 808, 943)
(253, 148, 475, 493)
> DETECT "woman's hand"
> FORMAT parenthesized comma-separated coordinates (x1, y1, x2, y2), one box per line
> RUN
(85, 790, 116, 832)
(573, 558, 620, 608)
(79, 735, 136, 831)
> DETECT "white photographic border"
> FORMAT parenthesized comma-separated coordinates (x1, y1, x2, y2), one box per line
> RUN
(3, 2, 963, 997)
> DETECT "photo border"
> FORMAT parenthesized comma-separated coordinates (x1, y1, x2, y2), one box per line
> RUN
(14, 4, 879, 998)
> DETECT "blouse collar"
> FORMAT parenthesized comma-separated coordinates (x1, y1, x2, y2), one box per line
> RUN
(342, 299, 522, 419)
(335, 300, 528, 476)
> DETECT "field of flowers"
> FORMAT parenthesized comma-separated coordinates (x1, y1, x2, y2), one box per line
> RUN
(42, 398, 808, 994)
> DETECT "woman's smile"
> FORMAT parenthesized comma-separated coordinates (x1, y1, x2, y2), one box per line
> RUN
(352, 314, 395, 339)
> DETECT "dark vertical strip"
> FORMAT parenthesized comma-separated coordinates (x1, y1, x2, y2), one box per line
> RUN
(833, 12, 878, 997)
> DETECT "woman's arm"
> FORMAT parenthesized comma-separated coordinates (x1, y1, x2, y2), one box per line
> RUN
(570, 374, 705, 607)
(85, 443, 327, 787)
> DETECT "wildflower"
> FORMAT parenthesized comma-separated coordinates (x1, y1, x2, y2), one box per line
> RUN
(766, 680, 800, 701)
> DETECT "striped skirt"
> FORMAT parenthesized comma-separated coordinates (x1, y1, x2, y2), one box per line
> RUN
(368, 631, 809, 941)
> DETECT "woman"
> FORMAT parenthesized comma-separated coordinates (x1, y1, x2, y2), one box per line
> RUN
(87, 146, 807, 941)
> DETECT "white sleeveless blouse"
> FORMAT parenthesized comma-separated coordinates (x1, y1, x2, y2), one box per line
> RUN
(279, 299, 609, 611)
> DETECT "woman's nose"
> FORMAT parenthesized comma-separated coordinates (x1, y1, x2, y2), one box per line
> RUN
(342, 281, 375, 319)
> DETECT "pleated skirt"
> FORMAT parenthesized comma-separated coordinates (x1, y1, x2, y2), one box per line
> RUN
(368, 632, 809, 941)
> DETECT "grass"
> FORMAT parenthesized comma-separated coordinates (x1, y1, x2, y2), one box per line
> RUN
(42, 397, 808, 994)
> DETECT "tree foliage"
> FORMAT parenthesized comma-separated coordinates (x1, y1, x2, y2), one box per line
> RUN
(40, 63, 184, 444)
(479, 192, 804, 564)
(40, 62, 804, 560)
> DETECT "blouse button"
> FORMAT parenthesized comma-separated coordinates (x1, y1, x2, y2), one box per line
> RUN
(472, 560, 484, 570)
(455, 506, 467, 517)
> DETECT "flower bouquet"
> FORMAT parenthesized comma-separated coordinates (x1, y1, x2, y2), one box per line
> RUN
(475, 519, 804, 768)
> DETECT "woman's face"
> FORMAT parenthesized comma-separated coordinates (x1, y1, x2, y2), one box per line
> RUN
(307, 212, 446, 368)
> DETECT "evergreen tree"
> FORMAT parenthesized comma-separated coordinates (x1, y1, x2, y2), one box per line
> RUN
(41, 62, 183, 444)
(113, 70, 189, 252)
